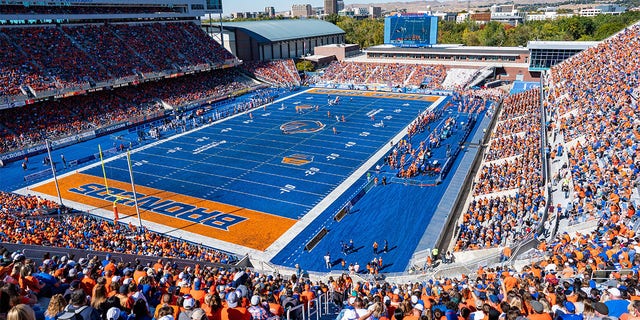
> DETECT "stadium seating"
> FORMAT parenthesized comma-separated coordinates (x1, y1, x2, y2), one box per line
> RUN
(546, 23, 640, 224)
(1, 17, 640, 320)
(0, 69, 252, 154)
(0, 191, 58, 216)
(312, 61, 447, 88)
(2, 26, 106, 92)
(0, 4, 181, 14)
(62, 24, 154, 78)
(0, 191, 237, 267)
(0, 33, 54, 96)
(0, 22, 235, 98)
(455, 89, 544, 251)
(0, 203, 632, 320)
(242, 60, 301, 87)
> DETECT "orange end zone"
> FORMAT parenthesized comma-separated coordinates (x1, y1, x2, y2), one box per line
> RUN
(307, 88, 440, 102)
(31, 173, 296, 251)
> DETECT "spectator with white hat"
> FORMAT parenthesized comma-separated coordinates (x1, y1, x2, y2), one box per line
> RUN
(605, 287, 629, 318)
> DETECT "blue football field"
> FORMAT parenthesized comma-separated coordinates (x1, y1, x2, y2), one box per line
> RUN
(7, 88, 491, 272)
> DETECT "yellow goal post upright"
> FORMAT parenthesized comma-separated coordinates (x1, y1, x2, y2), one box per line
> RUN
(98, 145, 143, 229)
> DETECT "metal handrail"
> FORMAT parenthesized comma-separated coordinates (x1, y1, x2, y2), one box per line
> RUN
(286, 292, 332, 320)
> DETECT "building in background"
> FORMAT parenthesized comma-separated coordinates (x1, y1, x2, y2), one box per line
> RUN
(528, 41, 599, 71)
(384, 13, 438, 47)
(212, 19, 345, 61)
(580, 4, 626, 16)
(456, 12, 469, 23)
(314, 43, 360, 61)
(324, 0, 337, 15)
(292, 4, 313, 17)
(490, 4, 525, 25)
(232, 12, 258, 19)
(470, 12, 491, 24)
(339, 7, 368, 17)
(526, 7, 574, 21)
(337, 0, 344, 11)
(431, 12, 458, 21)
(264, 6, 275, 17)
(369, 6, 382, 18)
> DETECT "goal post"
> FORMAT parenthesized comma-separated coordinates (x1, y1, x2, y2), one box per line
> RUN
(98, 145, 143, 228)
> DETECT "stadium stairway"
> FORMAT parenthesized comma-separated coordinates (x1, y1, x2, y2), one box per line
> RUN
(403, 68, 417, 87)
(106, 24, 159, 71)
(283, 60, 302, 86)
(467, 66, 496, 88)
(58, 26, 109, 79)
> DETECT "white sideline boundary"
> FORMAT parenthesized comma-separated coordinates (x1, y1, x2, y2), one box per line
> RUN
(267, 94, 448, 263)
(15, 90, 448, 263)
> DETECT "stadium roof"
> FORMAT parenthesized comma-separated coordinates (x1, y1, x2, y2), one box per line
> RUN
(367, 45, 528, 55)
(217, 20, 345, 44)
(527, 41, 600, 50)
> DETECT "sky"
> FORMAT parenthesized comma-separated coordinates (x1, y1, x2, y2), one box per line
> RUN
(222, 0, 392, 14)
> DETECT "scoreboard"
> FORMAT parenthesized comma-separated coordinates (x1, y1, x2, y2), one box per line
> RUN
(384, 13, 438, 47)
(205, 0, 222, 13)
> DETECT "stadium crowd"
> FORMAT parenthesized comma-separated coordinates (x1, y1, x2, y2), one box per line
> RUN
(0, 5, 180, 15)
(384, 109, 444, 178)
(242, 60, 301, 87)
(455, 89, 545, 251)
(0, 69, 253, 154)
(454, 22, 640, 252)
(0, 201, 637, 320)
(0, 191, 59, 217)
(0, 191, 237, 265)
(312, 62, 447, 88)
(1, 14, 640, 320)
(0, 22, 234, 98)
(545, 23, 640, 225)
(0, 242, 326, 320)
(332, 204, 640, 320)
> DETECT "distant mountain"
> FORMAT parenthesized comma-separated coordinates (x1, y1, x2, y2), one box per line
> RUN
(345, 0, 566, 12)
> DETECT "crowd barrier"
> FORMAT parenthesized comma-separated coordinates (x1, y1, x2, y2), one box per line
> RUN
(285, 292, 332, 320)
(0, 241, 239, 274)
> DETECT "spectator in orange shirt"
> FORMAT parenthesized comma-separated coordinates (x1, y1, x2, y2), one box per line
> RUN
(220, 292, 249, 320)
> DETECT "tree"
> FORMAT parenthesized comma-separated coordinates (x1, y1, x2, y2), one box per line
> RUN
(593, 21, 626, 39)
(325, 13, 340, 25)
(478, 21, 507, 46)
(296, 60, 315, 72)
(462, 28, 481, 46)
(337, 16, 384, 48)
(558, 16, 595, 40)
(333, 11, 640, 47)
(504, 24, 533, 46)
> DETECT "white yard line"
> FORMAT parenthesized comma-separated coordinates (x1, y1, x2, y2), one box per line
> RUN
(260, 95, 447, 262)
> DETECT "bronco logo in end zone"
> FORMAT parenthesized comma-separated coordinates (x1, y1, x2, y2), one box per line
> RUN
(280, 120, 325, 134)
(31, 173, 296, 251)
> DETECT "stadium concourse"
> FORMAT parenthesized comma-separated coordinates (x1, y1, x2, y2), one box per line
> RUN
(0, 12, 638, 320)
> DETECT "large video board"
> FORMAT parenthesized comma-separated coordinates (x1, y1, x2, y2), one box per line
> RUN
(384, 14, 438, 47)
